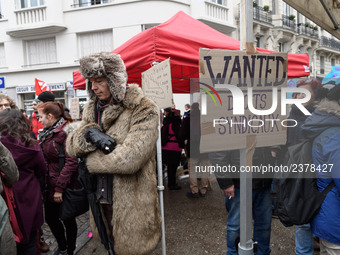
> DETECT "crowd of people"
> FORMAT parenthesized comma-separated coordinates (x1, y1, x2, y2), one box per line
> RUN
(0, 51, 339, 255)
(161, 78, 340, 254)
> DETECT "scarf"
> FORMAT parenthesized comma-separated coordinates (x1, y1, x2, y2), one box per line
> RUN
(94, 100, 110, 128)
(39, 117, 65, 144)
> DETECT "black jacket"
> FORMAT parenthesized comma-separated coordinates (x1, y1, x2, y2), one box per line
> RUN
(211, 147, 275, 190)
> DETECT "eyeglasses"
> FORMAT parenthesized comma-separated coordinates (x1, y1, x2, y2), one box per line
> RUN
(0, 103, 10, 108)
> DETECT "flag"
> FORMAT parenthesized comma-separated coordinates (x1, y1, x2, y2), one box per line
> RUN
(35, 78, 52, 96)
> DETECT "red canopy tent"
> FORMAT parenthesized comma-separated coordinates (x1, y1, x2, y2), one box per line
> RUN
(73, 11, 310, 93)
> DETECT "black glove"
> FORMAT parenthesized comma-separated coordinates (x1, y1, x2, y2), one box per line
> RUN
(84, 128, 116, 154)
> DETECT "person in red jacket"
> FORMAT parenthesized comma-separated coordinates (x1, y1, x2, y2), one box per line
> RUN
(31, 98, 44, 138)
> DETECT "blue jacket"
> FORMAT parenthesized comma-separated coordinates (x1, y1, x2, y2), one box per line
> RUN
(302, 105, 340, 245)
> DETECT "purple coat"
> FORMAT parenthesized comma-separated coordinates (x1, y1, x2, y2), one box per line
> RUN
(40, 121, 80, 202)
(0, 135, 47, 244)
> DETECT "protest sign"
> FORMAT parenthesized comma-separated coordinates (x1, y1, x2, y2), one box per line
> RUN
(198, 48, 288, 152)
(142, 58, 173, 109)
(70, 97, 80, 120)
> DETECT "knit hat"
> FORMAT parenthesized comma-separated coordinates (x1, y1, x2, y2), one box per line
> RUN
(33, 98, 39, 103)
(38, 91, 55, 103)
(326, 84, 340, 101)
(79, 52, 128, 103)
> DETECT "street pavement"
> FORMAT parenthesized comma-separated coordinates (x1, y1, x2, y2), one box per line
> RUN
(42, 212, 91, 255)
(42, 176, 320, 255)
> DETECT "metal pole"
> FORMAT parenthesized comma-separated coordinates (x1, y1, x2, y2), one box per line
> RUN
(238, 149, 253, 255)
(156, 118, 166, 255)
(239, 0, 254, 254)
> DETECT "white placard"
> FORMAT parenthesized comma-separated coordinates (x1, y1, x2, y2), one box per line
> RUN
(142, 58, 173, 109)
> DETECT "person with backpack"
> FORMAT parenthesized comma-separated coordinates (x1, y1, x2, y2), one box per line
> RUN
(0, 109, 47, 255)
(301, 85, 340, 254)
(0, 141, 19, 255)
(38, 101, 81, 255)
(283, 78, 322, 255)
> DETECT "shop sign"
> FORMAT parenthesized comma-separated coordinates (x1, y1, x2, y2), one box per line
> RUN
(47, 83, 66, 91)
(16, 86, 35, 94)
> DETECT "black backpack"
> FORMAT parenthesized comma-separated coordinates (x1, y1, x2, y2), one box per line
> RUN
(272, 136, 335, 227)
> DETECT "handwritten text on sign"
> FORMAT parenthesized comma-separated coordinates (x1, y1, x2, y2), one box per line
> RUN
(142, 58, 173, 109)
(199, 49, 288, 152)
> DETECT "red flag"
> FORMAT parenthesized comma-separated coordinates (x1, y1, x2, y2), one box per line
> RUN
(35, 78, 52, 96)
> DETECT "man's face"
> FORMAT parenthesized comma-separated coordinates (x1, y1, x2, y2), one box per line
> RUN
(90, 77, 111, 101)
(32, 101, 38, 113)
(0, 99, 10, 111)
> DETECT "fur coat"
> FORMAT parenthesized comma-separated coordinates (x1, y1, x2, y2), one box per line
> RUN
(66, 84, 161, 255)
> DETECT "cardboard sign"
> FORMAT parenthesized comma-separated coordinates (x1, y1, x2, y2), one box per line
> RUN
(198, 48, 288, 152)
(70, 97, 80, 120)
(142, 58, 173, 109)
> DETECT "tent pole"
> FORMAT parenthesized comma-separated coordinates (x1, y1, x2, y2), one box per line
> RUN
(156, 118, 166, 255)
(239, 0, 255, 254)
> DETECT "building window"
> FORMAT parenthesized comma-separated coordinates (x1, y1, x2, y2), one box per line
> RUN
(78, 0, 108, 7)
(17, 0, 44, 9)
(22, 91, 65, 117)
(211, 0, 227, 6)
(320, 56, 325, 74)
(282, 2, 290, 16)
(279, 42, 285, 52)
(331, 58, 335, 66)
(256, 37, 261, 48)
(78, 30, 113, 58)
(142, 24, 159, 31)
(271, 0, 276, 14)
(25, 38, 57, 66)
(0, 44, 6, 67)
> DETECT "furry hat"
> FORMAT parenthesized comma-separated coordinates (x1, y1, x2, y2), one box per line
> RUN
(80, 52, 128, 103)
(316, 85, 340, 116)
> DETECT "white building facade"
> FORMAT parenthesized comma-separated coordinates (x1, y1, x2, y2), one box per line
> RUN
(0, 0, 339, 115)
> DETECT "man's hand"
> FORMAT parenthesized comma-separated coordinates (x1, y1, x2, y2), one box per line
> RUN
(54, 192, 63, 203)
(222, 185, 235, 199)
(85, 128, 116, 154)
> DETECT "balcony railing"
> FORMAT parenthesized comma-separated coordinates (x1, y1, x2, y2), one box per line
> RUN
(320, 36, 340, 50)
(205, 1, 229, 23)
(297, 24, 318, 38)
(253, 6, 272, 23)
(282, 15, 296, 30)
(15, 6, 46, 25)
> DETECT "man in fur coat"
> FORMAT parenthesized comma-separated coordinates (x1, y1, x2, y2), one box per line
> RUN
(66, 52, 161, 255)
